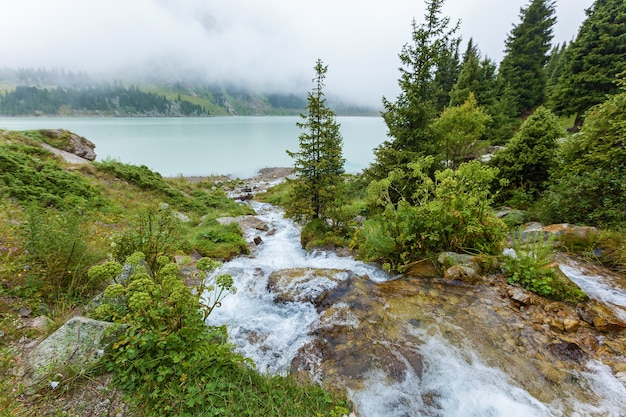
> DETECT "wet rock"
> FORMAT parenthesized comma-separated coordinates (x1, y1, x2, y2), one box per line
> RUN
(253, 236, 263, 245)
(541, 223, 599, 237)
(549, 319, 565, 332)
(267, 268, 355, 307)
(509, 288, 532, 305)
(216, 215, 269, 232)
(577, 302, 626, 332)
(547, 342, 586, 362)
(404, 261, 440, 278)
(563, 318, 580, 333)
(443, 265, 480, 284)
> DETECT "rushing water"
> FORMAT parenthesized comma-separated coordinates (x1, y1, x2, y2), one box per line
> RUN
(560, 260, 626, 322)
(204, 202, 626, 417)
(0, 116, 387, 177)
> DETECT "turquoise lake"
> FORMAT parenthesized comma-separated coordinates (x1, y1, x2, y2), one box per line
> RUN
(0, 116, 388, 178)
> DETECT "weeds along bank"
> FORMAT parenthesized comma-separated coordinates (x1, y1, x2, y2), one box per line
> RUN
(0, 129, 349, 416)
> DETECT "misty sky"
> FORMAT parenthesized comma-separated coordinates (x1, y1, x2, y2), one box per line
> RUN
(1, 0, 593, 105)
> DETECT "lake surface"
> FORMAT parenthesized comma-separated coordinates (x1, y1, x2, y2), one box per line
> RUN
(0, 116, 388, 178)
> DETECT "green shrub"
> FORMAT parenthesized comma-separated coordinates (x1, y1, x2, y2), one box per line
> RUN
(0, 143, 104, 209)
(490, 106, 563, 207)
(537, 91, 626, 227)
(21, 206, 106, 302)
(503, 230, 586, 302)
(356, 157, 507, 271)
(112, 206, 184, 271)
(301, 218, 350, 251)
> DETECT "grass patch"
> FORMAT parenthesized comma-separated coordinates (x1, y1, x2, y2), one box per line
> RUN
(559, 229, 626, 273)
(190, 220, 249, 260)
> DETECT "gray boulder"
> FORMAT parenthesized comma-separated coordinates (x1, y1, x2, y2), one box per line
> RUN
(21, 317, 124, 387)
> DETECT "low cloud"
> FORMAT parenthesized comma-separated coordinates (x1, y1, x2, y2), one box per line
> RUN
(0, 0, 593, 107)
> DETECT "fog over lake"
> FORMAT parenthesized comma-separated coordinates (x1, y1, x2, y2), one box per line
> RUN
(0, 116, 387, 178)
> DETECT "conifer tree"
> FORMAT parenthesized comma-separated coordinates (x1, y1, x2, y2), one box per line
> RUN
(365, 0, 459, 189)
(490, 106, 563, 206)
(550, 0, 626, 128)
(286, 59, 344, 221)
(498, 0, 556, 116)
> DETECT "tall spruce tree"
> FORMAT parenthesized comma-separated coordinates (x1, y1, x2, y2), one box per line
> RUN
(365, 0, 459, 188)
(550, 0, 626, 128)
(498, 0, 556, 116)
(286, 59, 344, 221)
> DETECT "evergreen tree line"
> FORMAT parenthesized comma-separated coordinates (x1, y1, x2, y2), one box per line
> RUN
(0, 85, 208, 116)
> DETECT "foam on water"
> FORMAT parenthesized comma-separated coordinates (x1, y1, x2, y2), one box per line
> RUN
(205, 202, 390, 374)
(351, 332, 554, 417)
(559, 261, 626, 321)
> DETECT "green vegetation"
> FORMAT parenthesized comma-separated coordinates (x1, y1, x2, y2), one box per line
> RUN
(490, 106, 563, 206)
(355, 158, 506, 271)
(0, 129, 352, 416)
(366, 0, 460, 187)
(503, 230, 586, 303)
(549, 0, 626, 127)
(286, 59, 345, 222)
(498, 0, 556, 115)
(2, 0, 626, 413)
(88, 253, 348, 417)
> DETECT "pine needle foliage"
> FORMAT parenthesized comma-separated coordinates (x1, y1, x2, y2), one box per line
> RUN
(286, 59, 345, 222)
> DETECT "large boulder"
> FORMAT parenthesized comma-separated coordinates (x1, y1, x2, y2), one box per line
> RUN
(216, 215, 269, 233)
(39, 129, 97, 161)
(267, 268, 355, 307)
(21, 317, 124, 387)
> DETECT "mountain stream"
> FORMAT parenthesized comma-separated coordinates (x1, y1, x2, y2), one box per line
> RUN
(205, 202, 626, 417)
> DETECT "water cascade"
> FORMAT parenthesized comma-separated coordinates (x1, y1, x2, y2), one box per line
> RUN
(205, 202, 626, 417)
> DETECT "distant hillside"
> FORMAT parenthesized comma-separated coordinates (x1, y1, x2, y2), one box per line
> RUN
(0, 67, 377, 116)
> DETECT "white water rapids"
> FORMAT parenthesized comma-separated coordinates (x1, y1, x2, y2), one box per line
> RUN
(205, 202, 626, 417)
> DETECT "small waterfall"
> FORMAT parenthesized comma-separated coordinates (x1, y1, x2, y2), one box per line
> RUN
(560, 260, 626, 322)
(205, 202, 626, 417)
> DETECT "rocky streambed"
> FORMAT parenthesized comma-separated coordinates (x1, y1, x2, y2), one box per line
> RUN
(204, 181, 626, 416)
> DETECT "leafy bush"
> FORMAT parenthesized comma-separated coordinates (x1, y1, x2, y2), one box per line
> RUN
(91, 254, 347, 417)
(503, 230, 586, 302)
(490, 106, 563, 207)
(356, 157, 507, 271)
(301, 218, 350, 251)
(21, 206, 107, 302)
(112, 206, 184, 271)
(536, 91, 626, 227)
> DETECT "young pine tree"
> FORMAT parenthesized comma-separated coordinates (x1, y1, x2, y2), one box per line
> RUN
(286, 59, 345, 222)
